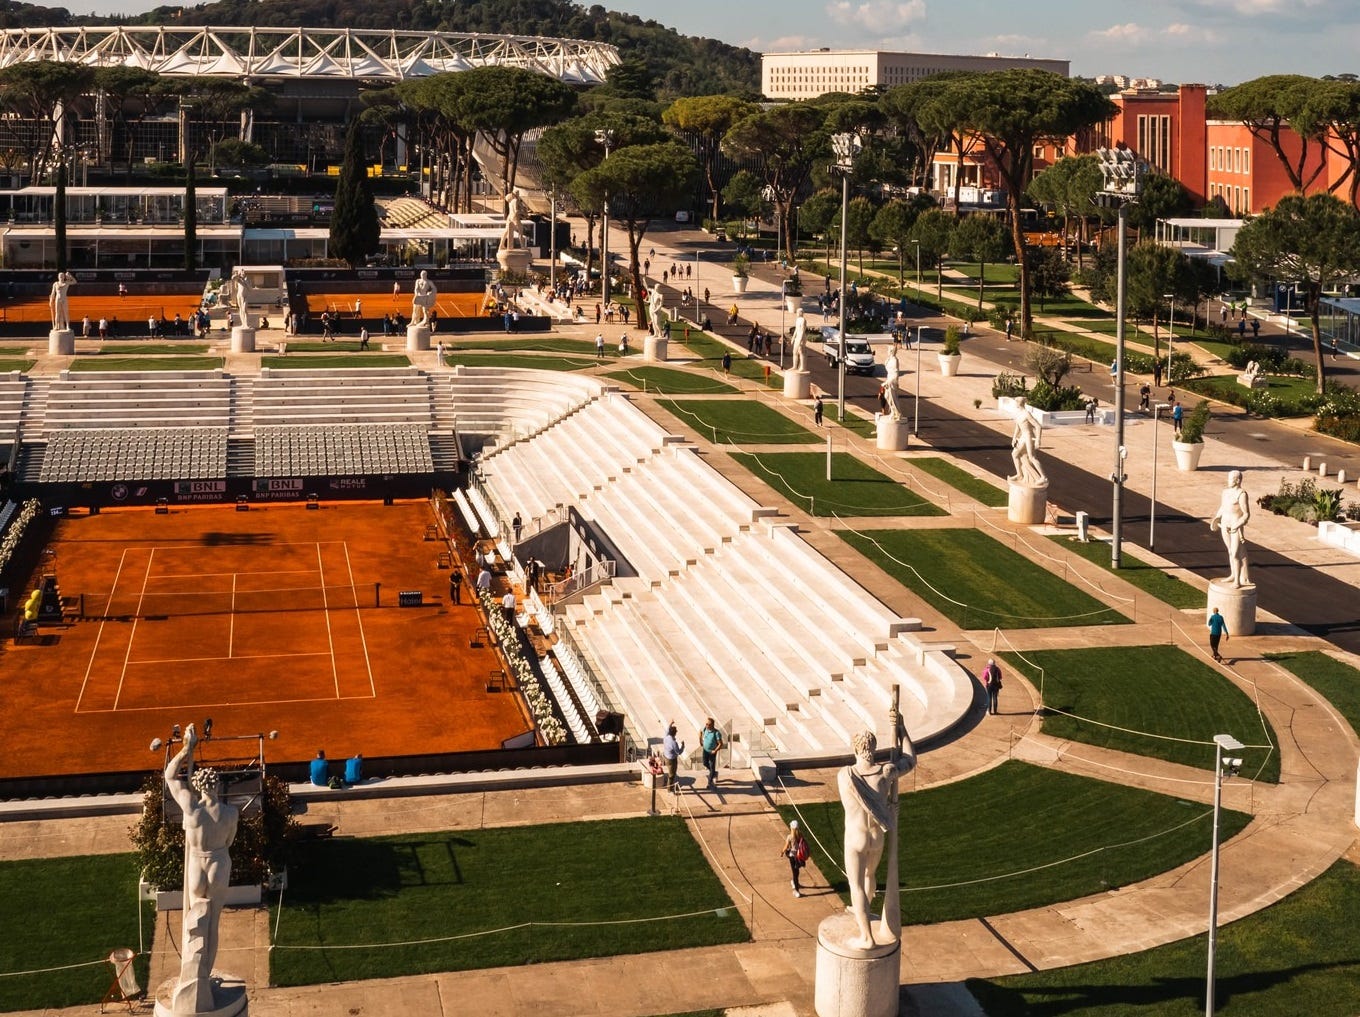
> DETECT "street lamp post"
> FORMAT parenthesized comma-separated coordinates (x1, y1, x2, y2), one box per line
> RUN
(1164, 292, 1176, 385)
(1097, 148, 1147, 570)
(1206, 733, 1245, 1016)
(913, 325, 922, 435)
(595, 129, 614, 305)
(1149, 402, 1170, 550)
(911, 239, 921, 292)
(831, 132, 862, 422)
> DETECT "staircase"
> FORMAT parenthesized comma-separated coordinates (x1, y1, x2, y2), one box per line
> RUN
(17, 443, 45, 483)
(427, 374, 458, 432)
(226, 438, 255, 478)
(17, 378, 50, 439)
(229, 376, 255, 435)
(428, 434, 460, 474)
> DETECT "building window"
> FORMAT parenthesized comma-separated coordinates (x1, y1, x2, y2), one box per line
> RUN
(1243, 149, 1249, 174)
(1243, 188, 1249, 211)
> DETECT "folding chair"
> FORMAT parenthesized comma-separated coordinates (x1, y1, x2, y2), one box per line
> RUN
(100, 947, 141, 1012)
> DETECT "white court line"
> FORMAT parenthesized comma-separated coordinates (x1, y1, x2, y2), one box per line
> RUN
(78, 693, 366, 715)
(75, 546, 133, 714)
(342, 540, 377, 697)
(155, 569, 320, 579)
(228, 572, 237, 657)
(126, 651, 334, 665)
(113, 548, 156, 711)
(316, 543, 339, 699)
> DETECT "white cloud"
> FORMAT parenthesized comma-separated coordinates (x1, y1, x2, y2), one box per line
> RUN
(824, 0, 927, 33)
(984, 34, 1049, 52)
(1088, 22, 1148, 43)
(1190, 0, 1323, 13)
(744, 33, 818, 51)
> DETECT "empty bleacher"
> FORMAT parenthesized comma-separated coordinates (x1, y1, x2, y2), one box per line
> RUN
(446, 367, 612, 449)
(378, 196, 449, 230)
(251, 367, 434, 428)
(255, 423, 433, 477)
(43, 370, 232, 431)
(39, 426, 228, 483)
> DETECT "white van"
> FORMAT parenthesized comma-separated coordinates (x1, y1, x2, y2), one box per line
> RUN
(821, 328, 877, 374)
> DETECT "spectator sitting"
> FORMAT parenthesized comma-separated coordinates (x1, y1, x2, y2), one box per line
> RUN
(309, 750, 328, 787)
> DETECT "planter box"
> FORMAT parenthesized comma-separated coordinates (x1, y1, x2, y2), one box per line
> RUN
(938, 353, 962, 376)
(996, 396, 1113, 426)
(732, 275, 749, 294)
(1318, 520, 1360, 558)
(1172, 439, 1204, 471)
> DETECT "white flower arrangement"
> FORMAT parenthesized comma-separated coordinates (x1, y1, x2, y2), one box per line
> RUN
(477, 587, 567, 745)
(0, 499, 42, 577)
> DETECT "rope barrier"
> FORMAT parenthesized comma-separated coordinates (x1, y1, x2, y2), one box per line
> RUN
(676, 787, 754, 905)
(0, 956, 119, 978)
(971, 511, 1136, 605)
(729, 446, 939, 515)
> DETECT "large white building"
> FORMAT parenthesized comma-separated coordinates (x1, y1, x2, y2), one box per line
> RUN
(761, 49, 1069, 99)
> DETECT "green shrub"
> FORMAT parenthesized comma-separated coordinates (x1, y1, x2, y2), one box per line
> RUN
(992, 372, 1028, 399)
(943, 324, 962, 355)
(989, 302, 1018, 329)
(1027, 379, 1087, 412)
(1179, 399, 1211, 443)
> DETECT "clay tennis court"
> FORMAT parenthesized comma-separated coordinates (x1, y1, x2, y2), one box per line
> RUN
(2, 500, 529, 780)
(302, 290, 490, 320)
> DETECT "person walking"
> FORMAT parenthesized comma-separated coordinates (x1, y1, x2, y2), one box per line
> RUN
(512, 512, 523, 543)
(981, 658, 1003, 715)
(814, 394, 824, 426)
(1171, 400, 1184, 438)
(475, 565, 492, 597)
(1207, 608, 1229, 663)
(501, 589, 517, 627)
(721, 351, 732, 377)
(700, 718, 723, 783)
(449, 567, 463, 605)
(781, 820, 810, 898)
(662, 722, 685, 788)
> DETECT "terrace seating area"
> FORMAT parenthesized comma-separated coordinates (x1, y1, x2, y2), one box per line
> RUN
(43, 371, 232, 430)
(254, 424, 433, 477)
(0, 372, 26, 436)
(38, 426, 228, 483)
(251, 367, 434, 428)
(446, 367, 613, 451)
(379, 197, 449, 229)
(474, 379, 973, 765)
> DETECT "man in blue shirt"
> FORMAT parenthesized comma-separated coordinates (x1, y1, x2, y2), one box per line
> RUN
(1172, 400, 1184, 438)
(309, 750, 328, 787)
(662, 722, 685, 788)
(700, 718, 724, 783)
(1207, 608, 1229, 663)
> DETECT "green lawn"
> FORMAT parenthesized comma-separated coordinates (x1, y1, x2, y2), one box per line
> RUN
(1183, 373, 1318, 415)
(833, 410, 878, 438)
(95, 342, 210, 355)
(948, 262, 1022, 285)
(840, 528, 1128, 629)
(262, 354, 411, 369)
(442, 352, 600, 371)
(0, 854, 152, 1013)
(282, 341, 377, 353)
(0, 359, 35, 373)
(969, 858, 1360, 1017)
(69, 356, 223, 371)
(447, 337, 601, 354)
(0, 346, 29, 355)
(680, 332, 781, 387)
(658, 399, 819, 445)
(1006, 645, 1280, 782)
(1266, 651, 1360, 737)
(783, 761, 1249, 925)
(1048, 535, 1204, 609)
(605, 366, 738, 395)
(730, 452, 946, 517)
(270, 817, 747, 987)
(909, 456, 1007, 507)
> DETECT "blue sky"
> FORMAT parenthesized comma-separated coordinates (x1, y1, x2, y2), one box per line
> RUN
(27, 0, 1360, 86)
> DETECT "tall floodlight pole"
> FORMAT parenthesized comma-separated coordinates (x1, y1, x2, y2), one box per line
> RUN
(1164, 292, 1175, 383)
(549, 187, 558, 286)
(1150, 402, 1169, 549)
(1206, 734, 1245, 1016)
(1097, 148, 1146, 570)
(595, 129, 614, 305)
(832, 132, 861, 421)
(912, 239, 921, 291)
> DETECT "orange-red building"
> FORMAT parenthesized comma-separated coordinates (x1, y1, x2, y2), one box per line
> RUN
(1097, 85, 1208, 205)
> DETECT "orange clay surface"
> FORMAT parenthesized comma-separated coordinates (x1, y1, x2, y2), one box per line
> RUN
(3, 294, 205, 327)
(2, 500, 529, 778)
(303, 291, 490, 320)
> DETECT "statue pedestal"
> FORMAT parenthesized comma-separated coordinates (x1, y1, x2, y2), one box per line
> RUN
(496, 247, 532, 274)
(229, 327, 256, 354)
(1008, 479, 1049, 524)
(1207, 579, 1257, 636)
(784, 369, 812, 400)
(153, 971, 247, 1017)
(876, 416, 909, 451)
(48, 329, 74, 355)
(815, 913, 901, 1017)
(406, 325, 431, 352)
(644, 335, 668, 362)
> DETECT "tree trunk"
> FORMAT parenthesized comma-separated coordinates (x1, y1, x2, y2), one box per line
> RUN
(1009, 210, 1031, 337)
(977, 261, 985, 312)
(1310, 296, 1327, 394)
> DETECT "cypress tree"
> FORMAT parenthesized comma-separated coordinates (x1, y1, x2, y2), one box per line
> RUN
(329, 121, 381, 267)
(184, 157, 197, 272)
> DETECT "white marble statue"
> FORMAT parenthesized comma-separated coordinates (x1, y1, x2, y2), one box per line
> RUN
(1210, 469, 1252, 587)
(163, 724, 240, 1015)
(500, 190, 527, 251)
(648, 287, 665, 336)
(228, 268, 259, 327)
(790, 310, 808, 371)
(1009, 396, 1047, 485)
(838, 709, 916, 950)
(884, 347, 900, 390)
(49, 271, 76, 331)
(411, 270, 437, 328)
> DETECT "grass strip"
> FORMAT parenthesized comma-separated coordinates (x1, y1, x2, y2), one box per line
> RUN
(441, 352, 598, 371)
(680, 331, 781, 387)
(92, 343, 210, 355)
(1265, 650, 1360, 737)
(0, 359, 35, 373)
(839, 527, 1127, 629)
(0, 854, 152, 1013)
(909, 456, 1007, 507)
(969, 858, 1360, 1017)
(69, 356, 223, 372)
(604, 366, 738, 395)
(730, 451, 945, 517)
(1006, 645, 1280, 782)
(270, 817, 747, 986)
(1048, 534, 1203, 609)
(783, 760, 1249, 924)
(658, 399, 819, 445)
(261, 354, 411, 370)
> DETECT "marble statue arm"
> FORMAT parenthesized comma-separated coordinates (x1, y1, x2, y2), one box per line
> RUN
(163, 724, 198, 815)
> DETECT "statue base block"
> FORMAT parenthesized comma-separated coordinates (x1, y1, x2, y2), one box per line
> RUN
(154, 971, 247, 1017)
(875, 416, 909, 451)
(644, 335, 668, 362)
(229, 327, 256, 354)
(496, 248, 533, 274)
(815, 913, 901, 1017)
(784, 369, 812, 400)
(406, 325, 431, 352)
(48, 329, 74, 356)
(1207, 579, 1257, 636)
(1008, 479, 1049, 524)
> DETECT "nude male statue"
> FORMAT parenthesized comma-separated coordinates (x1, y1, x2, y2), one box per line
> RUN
(790, 310, 808, 371)
(838, 707, 916, 949)
(500, 190, 526, 250)
(49, 272, 76, 331)
(1009, 396, 1047, 485)
(163, 724, 240, 1014)
(410, 270, 437, 328)
(1209, 469, 1251, 587)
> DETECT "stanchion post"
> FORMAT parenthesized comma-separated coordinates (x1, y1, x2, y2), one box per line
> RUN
(374, 582, 381, 607)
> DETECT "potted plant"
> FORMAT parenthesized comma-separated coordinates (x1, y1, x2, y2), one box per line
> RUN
(1172, 399, 1211, 471)
(731, 252, 750, 294)
(938, 324, 963, 376)
(783, 271, 803, 312)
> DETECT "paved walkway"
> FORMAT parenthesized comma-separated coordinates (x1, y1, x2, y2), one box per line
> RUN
(3, 224, 1359, 1016)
